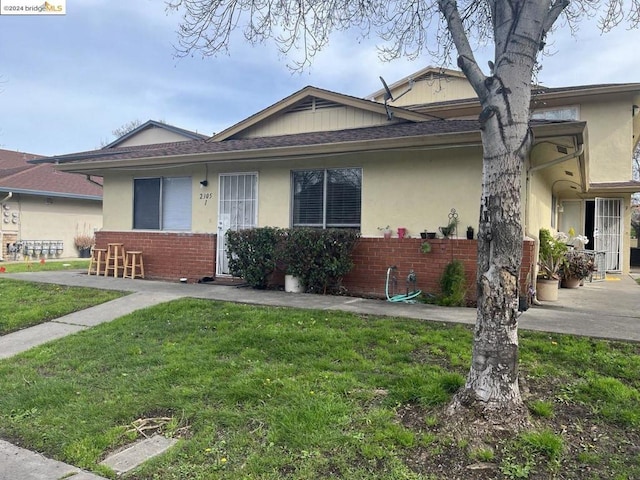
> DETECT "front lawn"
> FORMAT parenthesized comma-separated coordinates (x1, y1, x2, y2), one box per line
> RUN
(0, 259, 90, 274)
(0, 279, 125, 335)
(0, 299, 638, 479)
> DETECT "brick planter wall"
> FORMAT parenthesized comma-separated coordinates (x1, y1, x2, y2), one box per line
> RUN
(95, 231, 216, 283)
(343, 238, 535, 305)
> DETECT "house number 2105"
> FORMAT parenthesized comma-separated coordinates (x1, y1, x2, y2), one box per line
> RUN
(199, 192, 213, 205)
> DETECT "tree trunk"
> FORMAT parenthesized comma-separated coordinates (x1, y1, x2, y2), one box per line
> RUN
(439, 0, 566, 430)
(446, 87, 529, 426)
(446, 80, 530, 427)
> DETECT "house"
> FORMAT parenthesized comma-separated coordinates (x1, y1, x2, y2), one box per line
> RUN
(33, 67, 640, 299)
(102, 119, 208, 148)
(0, 148, 103, 261)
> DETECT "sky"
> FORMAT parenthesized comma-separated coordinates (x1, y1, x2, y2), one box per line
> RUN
(0, 1, 639, 156)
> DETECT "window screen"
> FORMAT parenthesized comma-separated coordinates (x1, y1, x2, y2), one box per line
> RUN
(133, 176, 192, 230)
(162, 177, 192, 230)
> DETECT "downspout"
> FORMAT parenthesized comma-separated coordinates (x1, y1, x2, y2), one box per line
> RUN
(524, 144, 584, 301)
(528, 144, 584, 174)
(0, 192, 13, 261)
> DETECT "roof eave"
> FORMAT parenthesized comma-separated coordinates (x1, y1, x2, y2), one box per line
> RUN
(0, 187, 102, 201)
(588, 181, 640, 194)
(56, 130, 485, 174)
(53, 121, 586, 175)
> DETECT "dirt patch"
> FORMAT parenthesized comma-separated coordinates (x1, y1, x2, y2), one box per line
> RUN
(394, 381, 640, 479)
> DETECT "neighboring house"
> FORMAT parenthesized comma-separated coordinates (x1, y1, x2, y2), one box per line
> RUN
(102, 119, 208, 148)
(0, 148, 102, 261)
(33, 68, 640, 299)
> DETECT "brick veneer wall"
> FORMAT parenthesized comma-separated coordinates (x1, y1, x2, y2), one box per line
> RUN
(95, 231, 216, 283)
(95, 230, 535, 303)
(343, 238, 536, 305)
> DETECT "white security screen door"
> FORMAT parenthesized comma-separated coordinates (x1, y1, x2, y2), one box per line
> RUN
(217, 173, 258, 275)
(594, 197, 622, 272)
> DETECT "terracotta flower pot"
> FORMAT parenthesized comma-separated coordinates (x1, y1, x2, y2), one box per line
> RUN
(536, 278, 559, 301)
(561, 276, 581, 289)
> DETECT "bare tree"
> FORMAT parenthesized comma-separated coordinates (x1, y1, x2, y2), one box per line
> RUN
(632, 145, 640, 237)
(111, 119, 143, 139)
(166, 0, 640, 432)
(99, 119, 143, 148)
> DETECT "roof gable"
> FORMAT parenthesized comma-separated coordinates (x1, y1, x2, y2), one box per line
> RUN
(104, 120, 208, 149)
(367, 66, 475, 106)
(211, 86, 430, 142)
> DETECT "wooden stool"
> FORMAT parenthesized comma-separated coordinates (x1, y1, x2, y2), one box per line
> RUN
(104, 243, 125, 277)
(87, 248, 107, 275)
(123, 251, 145, 279)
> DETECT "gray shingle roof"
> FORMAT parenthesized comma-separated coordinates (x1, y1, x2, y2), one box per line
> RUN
(35, 120, 485, 165)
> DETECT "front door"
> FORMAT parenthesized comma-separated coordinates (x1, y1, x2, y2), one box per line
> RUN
(594, 197, 623, 272)
(216, 173, 258, 275)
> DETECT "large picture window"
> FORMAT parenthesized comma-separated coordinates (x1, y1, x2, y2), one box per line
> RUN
(133, 176, 192, 230)
(292, 168, 361, 228)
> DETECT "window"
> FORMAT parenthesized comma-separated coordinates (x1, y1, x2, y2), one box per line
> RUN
(133, 176, 192, 230)
(292, 168, 361, 228)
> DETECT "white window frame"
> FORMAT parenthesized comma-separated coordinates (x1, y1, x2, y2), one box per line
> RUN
(290, 167, 362, 229)
(132, 176, 192, 231)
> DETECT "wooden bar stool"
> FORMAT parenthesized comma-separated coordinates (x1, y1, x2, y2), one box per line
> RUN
(123, 251, 145, 279)
(87, 248, 107, 276)
(104, 243, 125, 277)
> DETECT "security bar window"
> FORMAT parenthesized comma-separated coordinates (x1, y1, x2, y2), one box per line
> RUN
(133, 176, 192, 230)
(292, 168, 361, 228)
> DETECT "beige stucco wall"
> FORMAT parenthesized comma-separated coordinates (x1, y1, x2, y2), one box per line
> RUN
(373, 76, 477, 107)
(237, 105, 393, 138)
(579, 97, 634, 183)
(103, 166, 219, 233)
(101, 146, 483, 239)
(0, 194, 102, 258)
(116, 127, 198, 147)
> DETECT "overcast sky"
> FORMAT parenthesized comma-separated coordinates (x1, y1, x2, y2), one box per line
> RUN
(0, 1, 639, 156)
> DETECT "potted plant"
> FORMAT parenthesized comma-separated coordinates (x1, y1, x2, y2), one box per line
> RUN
(439, 217, 459, 238)
(466, 225, 474, 240)
(378, 225, 392, 239)
(420, 241, 432, 253)
(536, 228, 568, 301)
(560, 250, 596, 288)
(73, 233, 94, 258)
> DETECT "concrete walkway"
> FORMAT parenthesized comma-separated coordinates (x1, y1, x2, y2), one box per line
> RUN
(0, 269, 639, 479)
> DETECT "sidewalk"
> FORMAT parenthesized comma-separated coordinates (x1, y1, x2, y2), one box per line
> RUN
(1, 269, 639, 479)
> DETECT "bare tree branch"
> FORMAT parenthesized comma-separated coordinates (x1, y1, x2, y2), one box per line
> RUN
(543, 0, 571, 32)
(438, 0, 486, 98)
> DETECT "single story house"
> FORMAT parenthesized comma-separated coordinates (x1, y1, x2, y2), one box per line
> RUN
(33, 67, 640, 300)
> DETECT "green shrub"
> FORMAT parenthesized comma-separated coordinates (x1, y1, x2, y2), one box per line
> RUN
(282, 228, 360, 294)
(226, 227, 284, 289)
(438, 260, 467, 306)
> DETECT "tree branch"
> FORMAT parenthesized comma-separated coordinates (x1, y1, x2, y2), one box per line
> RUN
(438, 0, 487, 99)
(542, 0, 570, 32)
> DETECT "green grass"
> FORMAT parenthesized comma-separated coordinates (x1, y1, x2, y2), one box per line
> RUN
(0, 299, 638, 479)
(0, 259, 90, 273)
(527, 400, 554, 418)
(0, 279, 125, 335)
